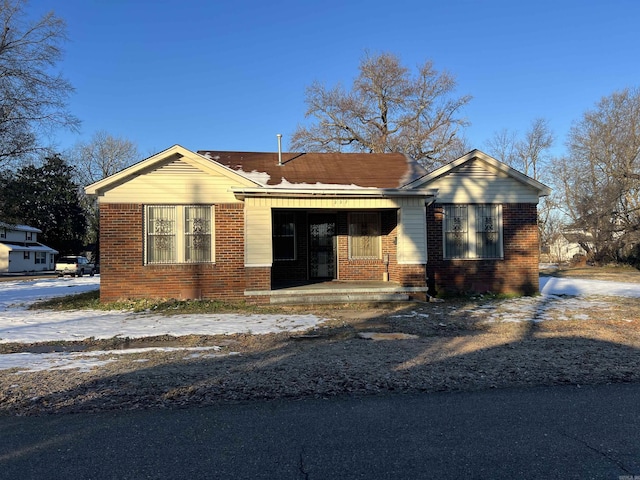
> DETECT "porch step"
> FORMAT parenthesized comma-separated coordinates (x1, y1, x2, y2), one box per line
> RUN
(268, 292, 411, 305)
(245, 281, 429, 305)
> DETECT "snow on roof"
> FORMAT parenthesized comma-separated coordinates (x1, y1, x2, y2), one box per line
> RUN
(0, 222, 42, 233)
(269, 178, 377, 190)
(233, 167, 271, 185)
(197, 151, 427, 189)
(0, 242, 58, 253)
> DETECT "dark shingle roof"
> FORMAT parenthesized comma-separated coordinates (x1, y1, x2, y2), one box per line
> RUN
(196, 151, 428, 189)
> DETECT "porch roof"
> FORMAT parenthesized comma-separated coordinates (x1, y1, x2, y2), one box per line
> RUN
(230, 186, 438, 201)
(0, 242, 58, 253)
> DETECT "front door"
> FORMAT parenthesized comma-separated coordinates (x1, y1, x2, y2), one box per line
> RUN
(309, 214, 336, 279)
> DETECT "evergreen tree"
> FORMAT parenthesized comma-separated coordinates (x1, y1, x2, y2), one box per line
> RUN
(1, 154, 86, 253)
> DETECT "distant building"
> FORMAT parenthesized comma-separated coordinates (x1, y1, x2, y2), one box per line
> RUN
(546, 230, 591, 263)
(0, 222, 58, 273)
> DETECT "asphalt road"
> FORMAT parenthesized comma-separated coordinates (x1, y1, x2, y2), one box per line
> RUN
(1, 383, 639, 479)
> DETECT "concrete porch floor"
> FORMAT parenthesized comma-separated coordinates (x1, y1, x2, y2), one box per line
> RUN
(245, 280, 429, 304)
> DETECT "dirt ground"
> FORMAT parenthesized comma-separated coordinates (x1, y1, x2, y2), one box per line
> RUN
(1, 265, 640, 416)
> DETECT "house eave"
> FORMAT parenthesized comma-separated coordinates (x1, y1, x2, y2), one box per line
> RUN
(230, 187, 438, 201)
(0, 242, 58, 253)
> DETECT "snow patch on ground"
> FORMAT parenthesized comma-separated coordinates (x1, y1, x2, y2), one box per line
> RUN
(0, 273, 638, 372)
(0, 276, 326, 372)
(468, 294, 614, 323)
(0, 346, 236, 373)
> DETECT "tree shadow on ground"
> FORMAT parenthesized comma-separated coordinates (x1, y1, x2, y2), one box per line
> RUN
(3, 294, 640, 416)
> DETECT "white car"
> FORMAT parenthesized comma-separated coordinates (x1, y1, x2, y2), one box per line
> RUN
(55, 256, 97, 277)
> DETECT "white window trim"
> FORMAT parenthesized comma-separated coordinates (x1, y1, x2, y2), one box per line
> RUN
(443, 204, 503, 260)
(348, 212, 382, 260)
(144, 205, 215, 265)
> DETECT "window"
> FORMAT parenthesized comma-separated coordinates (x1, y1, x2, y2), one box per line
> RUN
(0, 228, 5, 238)
(443, 204, 502, 259)
(349, 212, 381, 259)
(272, 211, 296, 261)
(25, 231, 33, 241)
(185, 206, 212, 262)
(24, 251, 30, 260)
(35, 252, 47, 264)
(145, 205, 213, 264)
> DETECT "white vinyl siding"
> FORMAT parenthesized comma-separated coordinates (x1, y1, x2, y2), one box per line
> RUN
(444, 204, 503, 259)
(145, 205, 214, 264)
(245, 206, 272, 266)
(100, 158, 244, 204)
(397, 206, 427, 264)
(244, 196, 424, 209)
(349, 212, 381, 260)
(426, 160, 541, 204)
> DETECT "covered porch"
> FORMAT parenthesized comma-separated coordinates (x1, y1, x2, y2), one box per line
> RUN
(236, 187, 436, 304)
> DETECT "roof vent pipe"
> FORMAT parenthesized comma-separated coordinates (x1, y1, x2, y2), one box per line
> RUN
(276, 133, 283, 166)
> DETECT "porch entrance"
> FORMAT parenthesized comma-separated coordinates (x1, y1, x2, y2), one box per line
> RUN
(308, 213, 336, 279)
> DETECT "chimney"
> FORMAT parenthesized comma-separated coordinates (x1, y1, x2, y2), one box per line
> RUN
(276, 133, 283, 166)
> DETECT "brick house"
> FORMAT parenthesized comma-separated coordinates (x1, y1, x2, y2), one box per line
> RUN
(85, 146, 550, 303)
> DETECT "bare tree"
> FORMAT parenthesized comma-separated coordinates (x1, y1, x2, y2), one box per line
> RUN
(71, 130, 139, 185)
(484, 128, 518, 166)
(557, 87, 640, 263)
(485, 119, 556, 258)
(0, 0, 79, 166)
(291, 52, 472, 170)
(485, 118, 553, 180)
(517, 118, 554, 179)
(70, 131, 139, 257)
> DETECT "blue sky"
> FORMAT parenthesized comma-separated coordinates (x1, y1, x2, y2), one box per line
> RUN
(30, 0, 640, 159)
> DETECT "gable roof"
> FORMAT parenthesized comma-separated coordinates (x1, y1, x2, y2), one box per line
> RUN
(405, 149, 552, 196)
(85, 145, 260, 195)
(196, 151, 428, 189)
(0, 222, 41, 233)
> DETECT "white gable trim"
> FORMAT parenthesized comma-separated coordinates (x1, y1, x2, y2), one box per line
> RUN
(404, 149, 551, 197)
(85, 145, 261, 196)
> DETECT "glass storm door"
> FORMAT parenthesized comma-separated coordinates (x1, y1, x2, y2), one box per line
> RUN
(309, 214, 336, 279)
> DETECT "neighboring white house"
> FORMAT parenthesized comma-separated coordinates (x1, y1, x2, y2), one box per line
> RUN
(546, 230, 591, 263)
(0, 222, 58, 273)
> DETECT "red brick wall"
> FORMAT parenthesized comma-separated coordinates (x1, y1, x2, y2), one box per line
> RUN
(245, 266, 271, 291)
(330, 211, 426, 286)
(99, 203, 247, 302)
(336, 211, 393, 281)
(426, 203, 540, 296)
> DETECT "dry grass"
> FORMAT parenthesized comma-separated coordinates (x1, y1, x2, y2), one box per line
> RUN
(541, 263, 640, 282)
(1, 266, 640, 416)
